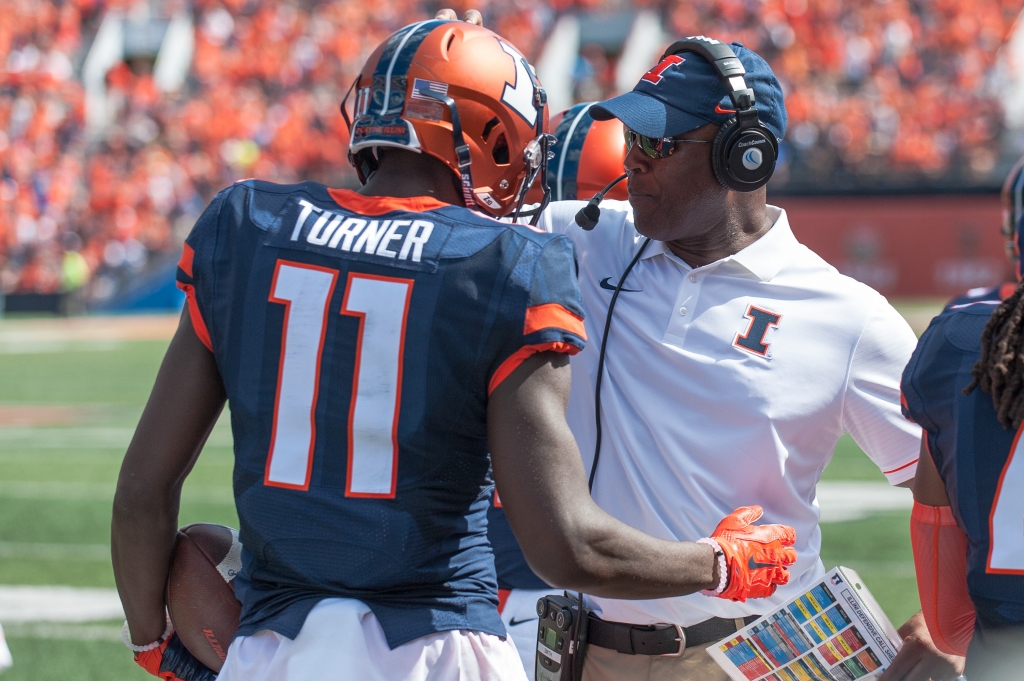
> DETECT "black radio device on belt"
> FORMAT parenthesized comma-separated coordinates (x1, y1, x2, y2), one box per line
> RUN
(535, 592, 588, 681)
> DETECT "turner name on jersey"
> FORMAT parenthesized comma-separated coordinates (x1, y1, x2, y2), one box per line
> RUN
(292, 199, 435, 263)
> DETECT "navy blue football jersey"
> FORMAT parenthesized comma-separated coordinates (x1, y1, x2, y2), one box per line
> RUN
(175, 181, 586, 648)
(901, 302, 1024, 630)
(943, 282, 1016, 313)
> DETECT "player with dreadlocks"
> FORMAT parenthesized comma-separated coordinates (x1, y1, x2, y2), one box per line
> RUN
(943, 156, 1024, 311)
(900, 155, 1024, 680)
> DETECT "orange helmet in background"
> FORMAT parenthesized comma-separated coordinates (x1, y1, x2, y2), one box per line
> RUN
(528, 102, 628, 203)
(345, 20, 552, 218)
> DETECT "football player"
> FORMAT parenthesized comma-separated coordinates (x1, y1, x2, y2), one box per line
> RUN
(902, 160, 1024, 678)
(490, 101, 629, 679)
(944, 154, 1024, 310)
(111, 20, 797, 681)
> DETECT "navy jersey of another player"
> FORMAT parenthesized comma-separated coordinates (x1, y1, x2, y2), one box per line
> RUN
(175, 180, 586, 648)
(943, 282, 1016, 313)
(901, 303, 1024, 630)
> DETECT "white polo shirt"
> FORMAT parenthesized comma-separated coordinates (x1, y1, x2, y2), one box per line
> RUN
(536, 200, 921, 627)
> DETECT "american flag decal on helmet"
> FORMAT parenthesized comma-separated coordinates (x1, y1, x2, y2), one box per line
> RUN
(411, 79, 448, 100)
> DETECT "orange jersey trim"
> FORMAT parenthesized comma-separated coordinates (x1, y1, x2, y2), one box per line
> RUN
(524, 303, 586, 339)
(178, 243, 195, 278)
(327, 188, 450, 216)
(176, 281, 213, 352)
(883, 458, 918, 476)
(497, 588, 512, 614)
(488, 341, 581, 396)
(899, 391, 913, 422)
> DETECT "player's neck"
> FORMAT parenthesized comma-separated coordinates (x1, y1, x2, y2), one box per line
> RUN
(359, 148, 464, 206)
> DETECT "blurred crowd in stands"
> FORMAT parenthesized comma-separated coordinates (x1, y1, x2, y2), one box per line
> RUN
(1, 0, 1022, 296)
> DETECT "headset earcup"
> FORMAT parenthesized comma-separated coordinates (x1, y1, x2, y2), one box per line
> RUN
(710, 118, 736, 190)
(711, 118, 777, 192)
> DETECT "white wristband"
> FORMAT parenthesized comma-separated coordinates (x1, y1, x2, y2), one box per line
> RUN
(697, 537, 728, 597)
(122, 612, 173, 653)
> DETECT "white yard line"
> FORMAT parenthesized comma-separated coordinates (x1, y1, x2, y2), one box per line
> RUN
(0, 586, 123, 623)
(4, 621, 123, 641)
(817, 481, 913, 523)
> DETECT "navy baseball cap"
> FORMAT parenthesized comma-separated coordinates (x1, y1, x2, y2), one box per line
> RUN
(590, 40, 786, 142)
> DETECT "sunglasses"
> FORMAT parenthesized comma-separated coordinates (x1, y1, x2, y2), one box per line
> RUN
(623, 127, 711, 159)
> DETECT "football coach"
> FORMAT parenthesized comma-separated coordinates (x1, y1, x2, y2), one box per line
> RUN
(436, 10, 963, 680)
(535, 39, 965, 681)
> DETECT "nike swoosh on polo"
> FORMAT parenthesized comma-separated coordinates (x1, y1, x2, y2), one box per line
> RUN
(599, 277, 642, 293)
(509, 616, 538, 627)
(748, 556, 776, 571)
(715, 104, 737, 114)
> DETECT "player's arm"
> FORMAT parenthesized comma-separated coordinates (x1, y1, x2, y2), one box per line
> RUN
(489, 351, 796, 601)
(111, 307, 226, 645)
(879, 438, 968, 681)
(909, 435, 975, 655)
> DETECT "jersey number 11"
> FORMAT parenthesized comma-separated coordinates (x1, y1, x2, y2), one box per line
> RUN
(263, 259, 413, 497)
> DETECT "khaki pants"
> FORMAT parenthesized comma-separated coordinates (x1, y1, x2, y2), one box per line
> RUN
(581, 642, 731, 681)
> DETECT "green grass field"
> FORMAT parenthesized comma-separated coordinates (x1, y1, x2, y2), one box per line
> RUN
(0, 317, 925, 679)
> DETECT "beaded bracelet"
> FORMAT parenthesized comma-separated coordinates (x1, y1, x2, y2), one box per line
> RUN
(697, 537, 729, 596)
(121, 612, 173, 653)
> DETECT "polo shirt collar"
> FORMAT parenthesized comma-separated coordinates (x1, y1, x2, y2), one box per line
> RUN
(638, 205, 797, 283)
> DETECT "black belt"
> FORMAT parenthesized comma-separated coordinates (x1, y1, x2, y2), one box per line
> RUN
(587, 614, 760, 656)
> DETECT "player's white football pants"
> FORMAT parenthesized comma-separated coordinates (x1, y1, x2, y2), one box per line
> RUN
(499, 589, 559, 681)
(216, 598, 527, 681)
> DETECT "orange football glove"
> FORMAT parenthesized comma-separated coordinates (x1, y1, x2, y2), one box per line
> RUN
(134, 633, 218, 681)
(705, 506, 797, 602)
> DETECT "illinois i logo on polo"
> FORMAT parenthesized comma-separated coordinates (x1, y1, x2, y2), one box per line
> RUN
(733, 304, 781, 357)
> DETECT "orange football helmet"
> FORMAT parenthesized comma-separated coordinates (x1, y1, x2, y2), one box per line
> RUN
(531, 102, 628, 203)
(344, 20, 553, 218)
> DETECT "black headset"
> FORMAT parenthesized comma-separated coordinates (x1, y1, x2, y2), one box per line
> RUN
(660, 36, 778, 192)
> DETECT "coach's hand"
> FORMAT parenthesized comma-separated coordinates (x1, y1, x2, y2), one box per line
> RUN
(708, 506, 797, 602)
(878, 611, 964, 681)
(134, 633, 218, 681)
(435, 8, 482, 25)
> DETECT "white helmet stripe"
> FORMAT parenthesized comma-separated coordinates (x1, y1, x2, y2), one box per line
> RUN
(380, 21, 431, 115)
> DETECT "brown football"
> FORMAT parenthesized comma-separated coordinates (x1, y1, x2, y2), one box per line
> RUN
(166, 523, 243, 672)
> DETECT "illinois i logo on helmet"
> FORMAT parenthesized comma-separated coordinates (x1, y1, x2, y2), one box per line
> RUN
(342, 20, 555, 219)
